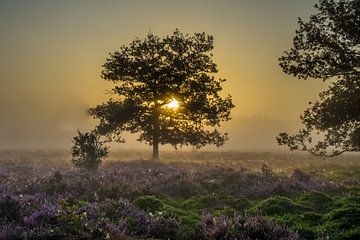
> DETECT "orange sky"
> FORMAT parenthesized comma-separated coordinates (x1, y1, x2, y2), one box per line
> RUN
(0, 0, 329, 150)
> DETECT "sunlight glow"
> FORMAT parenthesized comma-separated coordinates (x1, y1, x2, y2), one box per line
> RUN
(165, 98, 179, 110)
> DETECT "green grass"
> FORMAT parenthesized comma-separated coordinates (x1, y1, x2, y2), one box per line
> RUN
(128, 163, 360, 239)
(144, 179, 360, 240)
(250, 196, 312, 215)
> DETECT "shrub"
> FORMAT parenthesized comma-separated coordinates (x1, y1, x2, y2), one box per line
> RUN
(70, 130, 109, 170)
(198, 214, 299, 240)
(175, 225, 197, 240)
(0, 223, 26, 240)
(0, 195, 22, 222)
(98, 199, 128, 221)
(44, 171, 66, 194)
(133, 195, 164, 212)
(148, 213, 180, 239)
(261, 164, 274, 178)
(291, 169, 311, 182)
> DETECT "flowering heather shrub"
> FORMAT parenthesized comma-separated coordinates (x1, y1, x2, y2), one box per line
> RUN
(2, 160, 339, 201)
(0, 151, 358, 239)
(0, 194, 22, 222)
(0, 192, 302, 240)
(148, 213, 180, 239)
(0, 223, 26, 240)
(199, 214, 299, 240)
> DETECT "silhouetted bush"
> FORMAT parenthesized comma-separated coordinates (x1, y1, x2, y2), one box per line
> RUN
(261, 164, 274, 178)
(70, 131, 109, 171)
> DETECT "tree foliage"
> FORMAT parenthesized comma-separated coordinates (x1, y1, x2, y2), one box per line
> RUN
(71, 131, 109, 170)
(277, 0, 360, 156)
(89, 29, 234, 160)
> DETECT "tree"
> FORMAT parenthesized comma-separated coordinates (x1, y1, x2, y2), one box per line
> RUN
(71, 130, 109, 170)
(89, 29, 234, 160)
(277, 0, 360, 156)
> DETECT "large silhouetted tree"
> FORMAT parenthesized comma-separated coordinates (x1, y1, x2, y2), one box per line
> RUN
(89, 29, 234, 160)
(277, 0, 360, 156)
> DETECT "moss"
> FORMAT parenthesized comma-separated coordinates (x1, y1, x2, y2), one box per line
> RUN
(133, 195, 164, 212)
(163, 204, 185, 215)
(324, 204, 360, 231)
(175, 225, 197, 240)
(213, 207, 236, 217)
(251, 196, 311, 215)
(197, 194, 224, 209)
(294, 225, 318, 240)
(337, 196, 360, 206)
(126, 216, 139, 233)
(179, 213, 200, 226)
(100, 200, 127, 221)
(300, 211, 323, 225)
(164, 197, 203, 210)
(296, 191, 334, 212)
(179, 198, 203, 210)
(271, 213, 321, 240)
(228, 196, 252, 212)
(337, 227, 360, 240)
(163, 204, 200, 226)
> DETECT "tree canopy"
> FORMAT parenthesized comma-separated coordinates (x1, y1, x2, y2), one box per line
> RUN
(89, 29, 234, 160)
(277, 0, 360, 156)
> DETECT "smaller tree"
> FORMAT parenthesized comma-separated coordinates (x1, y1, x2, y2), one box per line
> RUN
(70, 130, 109, 170)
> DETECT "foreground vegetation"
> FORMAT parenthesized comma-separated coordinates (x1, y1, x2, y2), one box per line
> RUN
(1, 150, 360, 239)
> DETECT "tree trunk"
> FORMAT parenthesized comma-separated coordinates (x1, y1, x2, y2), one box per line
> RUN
(152, 140, 159, 161)
(152, 106, 160, 161)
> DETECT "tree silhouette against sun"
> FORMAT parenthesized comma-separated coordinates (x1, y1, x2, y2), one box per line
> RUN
(89, 29, 234, 160)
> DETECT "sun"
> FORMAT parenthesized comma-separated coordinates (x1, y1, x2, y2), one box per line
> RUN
(165, 98, 179, 110)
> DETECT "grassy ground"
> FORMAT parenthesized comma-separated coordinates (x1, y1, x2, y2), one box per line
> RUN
(0, 150, 359, 239)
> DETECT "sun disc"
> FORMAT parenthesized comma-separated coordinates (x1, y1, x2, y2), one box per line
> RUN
(166, 98, 179, 109)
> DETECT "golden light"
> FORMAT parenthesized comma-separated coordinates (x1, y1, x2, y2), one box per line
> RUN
(165, 98, 179, 110)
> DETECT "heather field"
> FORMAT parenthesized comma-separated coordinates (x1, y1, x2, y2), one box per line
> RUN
(1, 150, 360, 240)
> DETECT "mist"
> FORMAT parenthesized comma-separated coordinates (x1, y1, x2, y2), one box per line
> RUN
(0, 0, 324, 150)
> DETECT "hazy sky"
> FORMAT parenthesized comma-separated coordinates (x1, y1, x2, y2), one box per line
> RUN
(0, 0, 328, 150)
